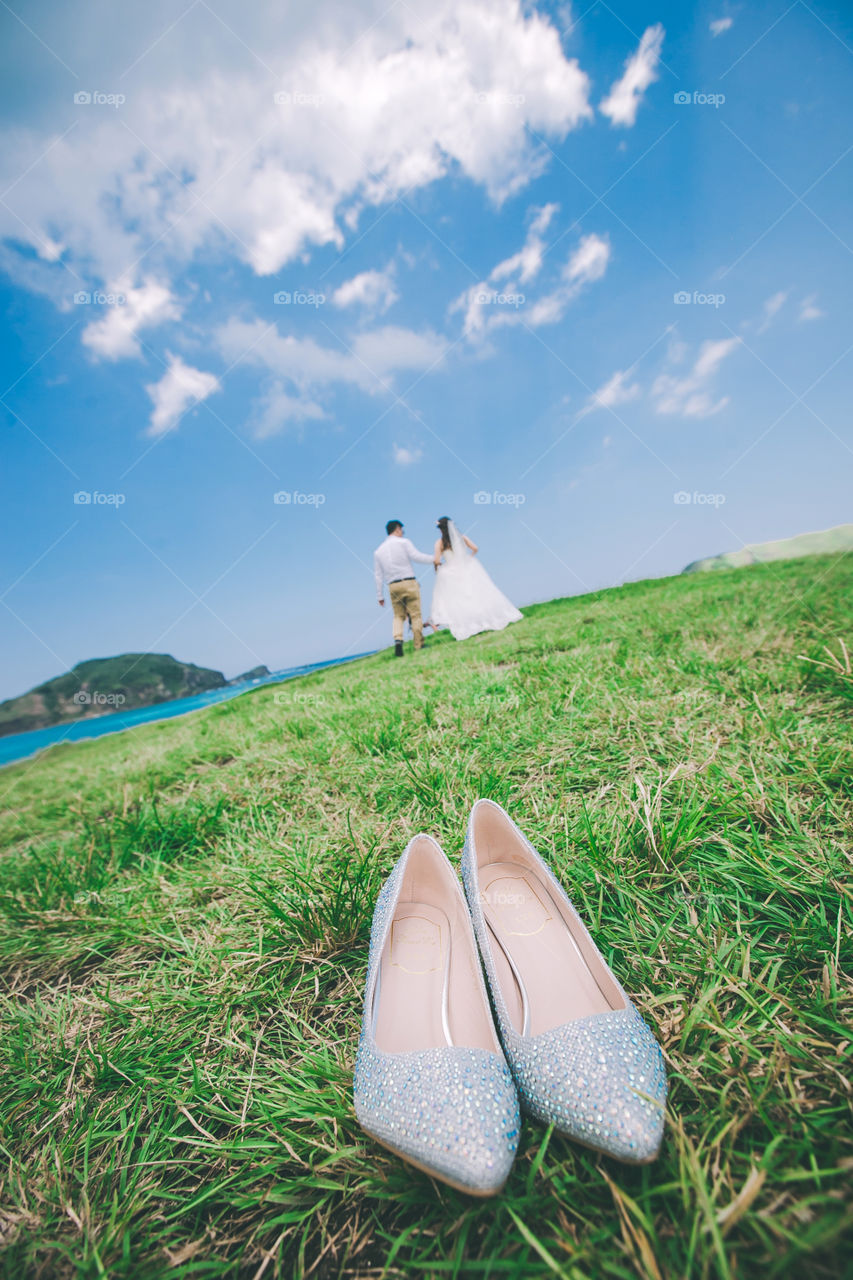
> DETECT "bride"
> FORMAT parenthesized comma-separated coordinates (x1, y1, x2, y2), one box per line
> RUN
(429, 516, 523, 641)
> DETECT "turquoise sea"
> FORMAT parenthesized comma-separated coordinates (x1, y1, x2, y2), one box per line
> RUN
(0, 653, 374, 769)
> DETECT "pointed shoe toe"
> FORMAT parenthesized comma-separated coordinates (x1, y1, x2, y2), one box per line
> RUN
(461, 800, 667, 1164)
(354, 1043, 518, 1194)
(508, 1006, 666, 1162)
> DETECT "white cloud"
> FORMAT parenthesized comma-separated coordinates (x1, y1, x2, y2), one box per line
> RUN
(216, 315, 446, 431)
(218, 319, 366, 392)
(81, 280, 179, 360)
(332, 267, 398, 311)
(799, 294, 824, 322)
(491, 203, 558, 284)
(146, 354, 220, 436)
(564, 232, 610, 286)
(579, 368, 641, 417)
(452, 228, 610, 339)
(525, 232, 611, 325)
(253, 384, 326, 439)
(599, 25, 665, 127)
(393, 443, 423, 465)
(349, 325, 447, 380)
(652, 337, 740, 418)
(710, 17, 733, 36)
(757, 290, 787, 334)
(452, 282, 491, 341)
(0, 0, 594, 291)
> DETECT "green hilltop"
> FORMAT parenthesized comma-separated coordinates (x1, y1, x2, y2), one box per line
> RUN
(683, 521, 853, 573)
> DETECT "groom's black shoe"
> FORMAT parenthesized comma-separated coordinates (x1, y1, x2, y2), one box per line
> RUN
(394, 641, 404, 658)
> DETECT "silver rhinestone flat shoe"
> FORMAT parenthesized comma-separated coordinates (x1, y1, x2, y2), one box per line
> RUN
(461, 800, 667, 1163)
(353, 833, 520, 1195)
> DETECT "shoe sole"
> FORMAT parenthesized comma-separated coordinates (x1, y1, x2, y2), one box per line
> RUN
(363, 1128, 508, 1197)
(366, 1120, 656, 1183)
(528, 1115, 661, 1165)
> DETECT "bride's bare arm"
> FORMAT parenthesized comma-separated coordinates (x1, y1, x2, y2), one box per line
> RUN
(433, 537, 443, 568)
(463, 534, 478, 554)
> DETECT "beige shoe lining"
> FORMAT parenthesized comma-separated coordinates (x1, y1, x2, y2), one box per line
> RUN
(473, 806, 625, 1037)
(373, 836, 500, 1054)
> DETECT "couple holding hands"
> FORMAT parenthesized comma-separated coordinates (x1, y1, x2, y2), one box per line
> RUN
(373, 516, 522, 655)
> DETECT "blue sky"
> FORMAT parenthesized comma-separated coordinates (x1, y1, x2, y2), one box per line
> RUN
(1, 0, 852, 700)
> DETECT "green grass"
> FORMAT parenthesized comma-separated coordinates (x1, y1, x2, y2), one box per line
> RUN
(0, 554, 851, 1279)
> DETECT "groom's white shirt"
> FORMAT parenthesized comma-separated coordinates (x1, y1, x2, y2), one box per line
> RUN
(373, 535, 433, 601)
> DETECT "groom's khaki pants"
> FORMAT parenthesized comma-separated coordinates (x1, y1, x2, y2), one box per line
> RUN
(389, 579, 423, 648)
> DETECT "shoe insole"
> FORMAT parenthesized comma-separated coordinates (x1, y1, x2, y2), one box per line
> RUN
(374, 903, 451, 1053)
(480, 864, 612, 1037)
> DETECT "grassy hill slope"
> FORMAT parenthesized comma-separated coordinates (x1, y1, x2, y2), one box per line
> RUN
(0, 554, 851, 1279)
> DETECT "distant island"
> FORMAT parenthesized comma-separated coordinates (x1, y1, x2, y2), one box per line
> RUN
(229, 665, 270, 685)
(683, 523, 853, 574)
(0, 654, 269, 738)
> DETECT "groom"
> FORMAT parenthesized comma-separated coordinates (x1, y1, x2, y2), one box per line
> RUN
(374, 519, 436, 657)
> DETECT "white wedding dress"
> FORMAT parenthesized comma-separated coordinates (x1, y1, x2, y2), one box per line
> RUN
(429, 521, 523, 641)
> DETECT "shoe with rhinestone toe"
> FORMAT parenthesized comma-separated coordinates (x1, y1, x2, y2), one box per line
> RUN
(353, 833, 520, 1195)
(461, 800, 667, 1163)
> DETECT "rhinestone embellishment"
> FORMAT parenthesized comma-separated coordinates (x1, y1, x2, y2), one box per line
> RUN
(461, 806, 667, 1163)
(353, 837, 520, 1194)
(354, 1042, 520, 1191)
